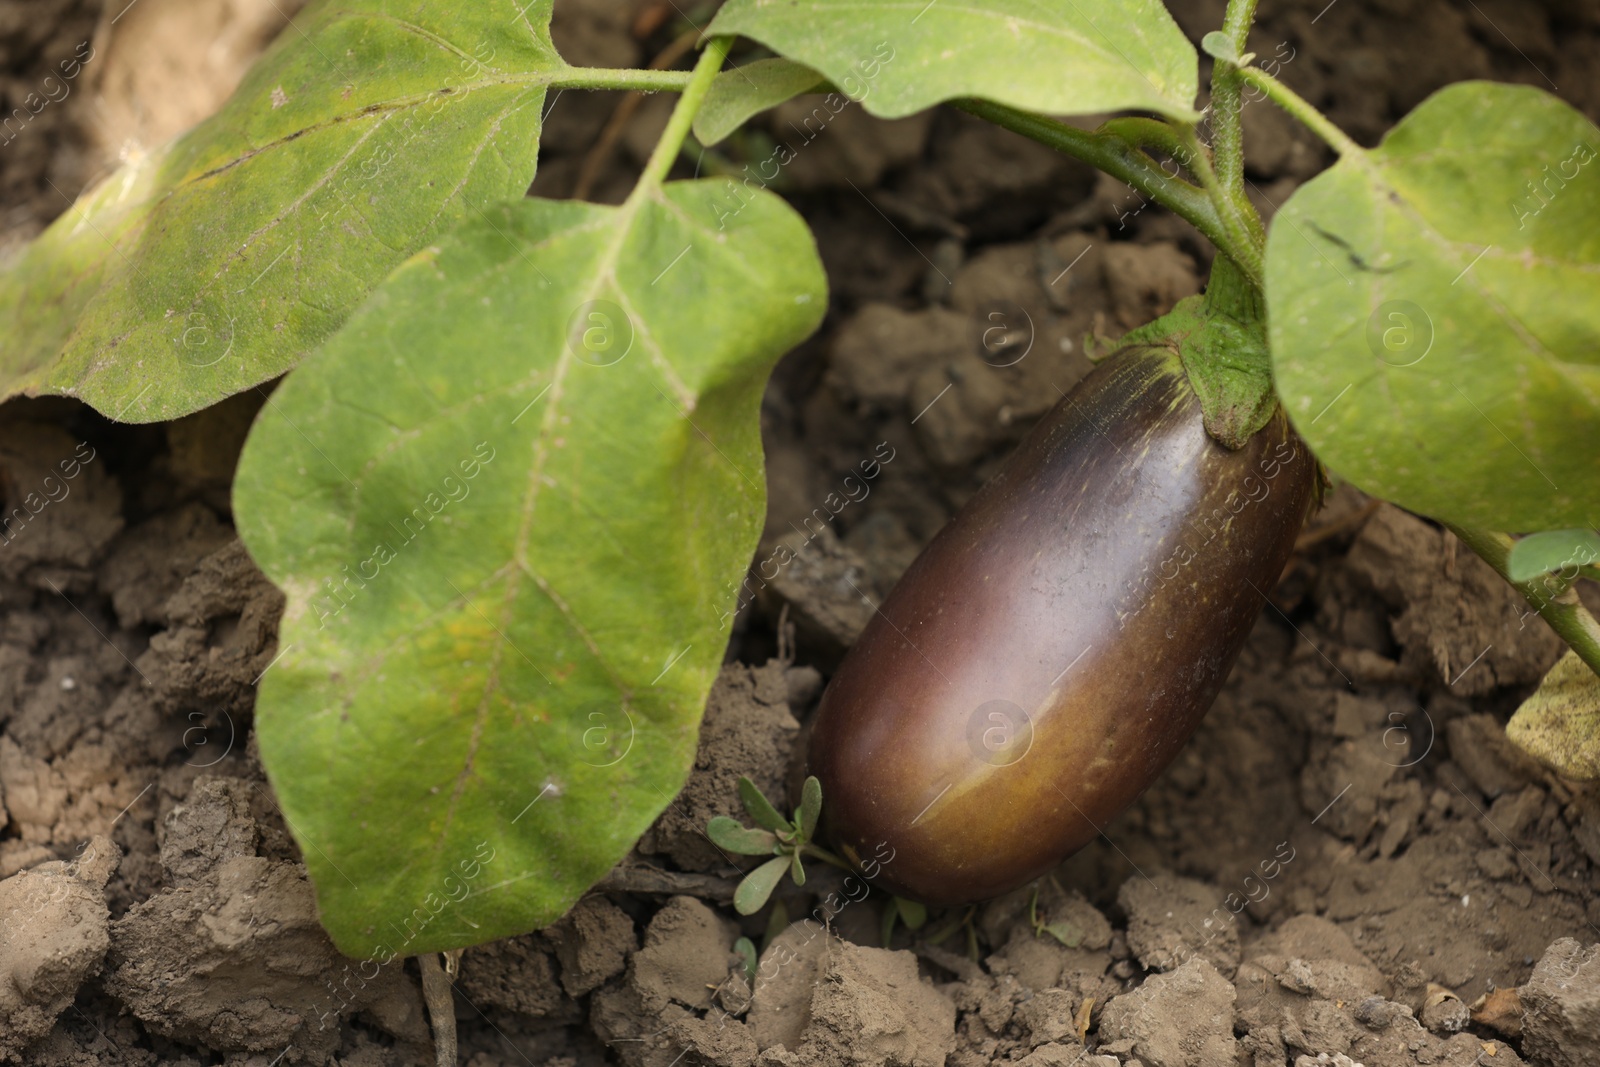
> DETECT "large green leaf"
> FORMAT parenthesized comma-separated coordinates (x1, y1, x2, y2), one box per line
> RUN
(0, 0, 566, 423)
(705, 0, 1198, 122)
(1268, 82, 1600, 531)
(232, 181, 825, 958)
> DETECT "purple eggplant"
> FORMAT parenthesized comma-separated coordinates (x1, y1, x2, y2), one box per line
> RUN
(808, 344, 1316, 904)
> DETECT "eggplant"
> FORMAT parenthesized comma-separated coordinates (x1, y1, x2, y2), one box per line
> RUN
(807, 344, 1316, 905)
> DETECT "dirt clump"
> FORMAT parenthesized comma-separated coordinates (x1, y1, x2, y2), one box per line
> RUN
(1519, 939, 1600, 1067)
(0, 834, 117, 1058)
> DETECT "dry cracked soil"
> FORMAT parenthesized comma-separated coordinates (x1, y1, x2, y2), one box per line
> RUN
(1, 0, 1599, 1065)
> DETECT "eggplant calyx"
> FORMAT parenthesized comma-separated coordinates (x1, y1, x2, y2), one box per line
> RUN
(1118, 255, 1276, 450)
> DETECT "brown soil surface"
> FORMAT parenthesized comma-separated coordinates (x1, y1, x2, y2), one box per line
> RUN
(1, 0, 1598, 1065)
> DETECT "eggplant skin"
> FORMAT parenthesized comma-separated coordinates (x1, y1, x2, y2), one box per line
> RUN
(807, 345, 1316, 905)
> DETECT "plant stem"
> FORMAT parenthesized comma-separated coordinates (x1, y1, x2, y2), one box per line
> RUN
(1177, 125, 1263, 287)
(1209, 0, 1259, 198)
(955, 98, 1259, 288)
(1235, 66, 1364, 159)
(551, 67, 696, 93)
(634, 37, 731, 193)
(1447, 524, 1600, 680)
(418, 953, 457, 1067)
(801, 842, 857, 874)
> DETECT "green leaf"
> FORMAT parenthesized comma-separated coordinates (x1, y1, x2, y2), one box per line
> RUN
(1508, 529, 1600, 581)
(708, 816, 781, 856)
(0, 0, 567, 423)
(693, 58, 828, 146)
(231, 180, 825, 957)
(738, 775, 790, 832)
(734, 936, 760, 983)
(1267, 82, 1600, 531)
(797, 774, 822, 841)
(789, 849, 807, 887)
(736, 856, 792, 915)
(896, 897, 927, 931)
(762, 900, 790, 950)
(706, 0, 1199, 123)
(1506, 650, 1600, 780)
(1043, 920, 1083, 947)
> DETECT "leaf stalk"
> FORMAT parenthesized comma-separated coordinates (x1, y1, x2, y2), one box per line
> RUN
(953, 98, 1261, 289)
(635, 37, 733, 192)
(1448, 524, 1600, 680)
(551, 66, 697, 93)
(1235, 65, 1364, 159)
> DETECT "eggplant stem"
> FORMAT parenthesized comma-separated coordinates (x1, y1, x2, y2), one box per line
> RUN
(1208, 0, 1260, 200)
(1447, 524, 1600, 680)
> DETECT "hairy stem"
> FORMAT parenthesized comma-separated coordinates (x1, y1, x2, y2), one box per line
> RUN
(635, 37, 732, 192)
(1448, 524, 1600, 679)
(551, 66, 696, 93)
(1177, 126, 1263, 287)
(955, 99, 1259, 287)
(1235, 66, 1364, 158)
(1209, 0, 1259, 196)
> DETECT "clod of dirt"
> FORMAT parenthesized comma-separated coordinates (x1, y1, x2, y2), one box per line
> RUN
(105, 781, 427, 1063)
(0, 834, 118, 1060)
(1346, 506, 1563, 695)
(1446, 713, 1549, 800)
(827, 303, 977, 413)
(1247, 915, 1388, 1002)
(1099, 957, 1237, 1067)
(1419, 984, 1471, 1033)
(544, 893, 637, 997)
(97, 503, 234, 629)
(591, 896, 744, 1067)
(765, 932, 956, 1067)
(158, 775, 260, 886)
(1099, 241, 1201, 330)
(0, 423, 124, 587)
(749, 920, 831, 1049)
(1118, 873, 1241, 979)
(457, 931, 576, 1021)
(639, 662, 799, 871)
(1518, 939, 1600, 1067)
(142, 539, 286, 719)
(753, 526, 881, 661)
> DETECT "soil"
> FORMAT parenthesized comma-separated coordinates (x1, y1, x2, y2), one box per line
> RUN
(2, 0, 1599, 1065)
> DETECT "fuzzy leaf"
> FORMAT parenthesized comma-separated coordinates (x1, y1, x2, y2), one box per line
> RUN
(232, 181, 825, 957)
(1268, 82, 1600, 530)
(739, 775, 790, 832)
(797, 774, 822, 841)
(708, 816, 781, 856)
(897, 897, 927, 930)
(1506, 650, 1600, 780)
(707, 0, 1199, 123)
(1507, 529, 1600, 581)
(694, 58, 828, 146)
(736, 856, 792, 915)
(0, 0, 566, 422)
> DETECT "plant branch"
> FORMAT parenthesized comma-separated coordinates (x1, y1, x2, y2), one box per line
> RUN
(1447, 524, 1600, 679)
(1235, 66, 1364, 159)
(1209, 0, 1259, 198)
(1177, 126, 1263, 288)
(955, 99, 1260, 288)
(635, 37, 731, 192)
(551, 66, 696, 93)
